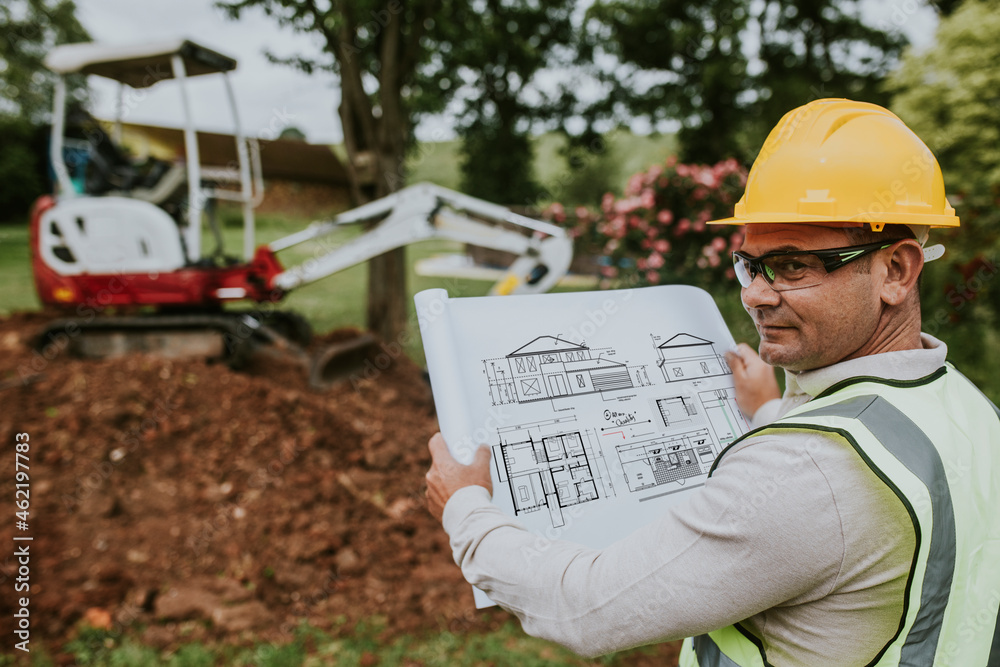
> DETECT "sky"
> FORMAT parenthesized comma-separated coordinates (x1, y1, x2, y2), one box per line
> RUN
(73, 0, 940, 145)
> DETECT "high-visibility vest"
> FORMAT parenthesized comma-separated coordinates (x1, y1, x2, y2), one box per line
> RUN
(679, 364, 1000, 666)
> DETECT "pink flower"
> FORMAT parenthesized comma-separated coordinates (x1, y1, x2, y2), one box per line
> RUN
(647, 252, 665, 269)
(601, 265, 619, 278)
(640, 188, 656, 209)
(657, 209, 673, 225)
(693, 219, 706, 232)
(637, 257, 648, 270)
(575, 206, 590, 220)
(709, 254, 721, 267)
(647, 164, 663, 181)
(696, 169, 719, 189)
(625, 173, 644, 196)
(546, 202, 566, 223)
(711, 237, 727, 252)
(646, 270, 661, 284)
(665, 155, 677, 168)
(601, 192, 616, 213)
(615, 197, 641, 214)
(678, 218, 691, 234)
(654, 239, 671, 253)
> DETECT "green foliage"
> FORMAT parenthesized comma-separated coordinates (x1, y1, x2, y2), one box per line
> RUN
(582, 0, 752, 163)
(459, 127, 541, 206)
(436, 0, 575, 207)
(0, 0, 90, 122)
(580, 0, 906, 163)
(0, 117, 47, 221)
(547, 157, 748, 294)
(888, 0, 1000, 403)
(0, 0, 89, 220)
(750, 0, 905, 146)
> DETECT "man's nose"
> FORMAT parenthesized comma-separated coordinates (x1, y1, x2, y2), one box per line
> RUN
(741, 273, 782, 310)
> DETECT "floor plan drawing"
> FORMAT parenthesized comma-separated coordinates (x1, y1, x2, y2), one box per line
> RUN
(485, 335, 646, 405)
(699, 388, 749, 446)
(416, 284, 752, 607)
(656, 395, 698, 429)
(616, 428, 717, 493)
(655, 333, 731, 383)
(492, 429, 613, 528)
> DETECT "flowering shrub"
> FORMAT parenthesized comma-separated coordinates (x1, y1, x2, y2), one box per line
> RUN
(546, 157, 749, 291)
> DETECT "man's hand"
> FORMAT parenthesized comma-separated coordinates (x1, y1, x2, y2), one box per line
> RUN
(425, 433, 493, 523)
(724, 343, 781, 418)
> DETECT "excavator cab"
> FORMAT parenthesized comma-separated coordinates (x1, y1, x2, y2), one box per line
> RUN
(32, 39, 574, 388)
(41, 39, 263, 271)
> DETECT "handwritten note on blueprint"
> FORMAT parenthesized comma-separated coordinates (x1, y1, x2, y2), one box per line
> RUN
(414, 285, 750, 607)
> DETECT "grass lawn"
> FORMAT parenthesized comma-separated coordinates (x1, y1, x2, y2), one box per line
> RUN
(5, 620, 681, 666)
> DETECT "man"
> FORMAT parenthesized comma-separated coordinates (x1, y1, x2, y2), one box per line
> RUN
(425, 99, 1000, 666)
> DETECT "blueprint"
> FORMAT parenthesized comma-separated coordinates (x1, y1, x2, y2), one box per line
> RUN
(415, 285, 749, 607)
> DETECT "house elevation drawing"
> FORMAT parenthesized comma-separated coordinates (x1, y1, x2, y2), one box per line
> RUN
(484, 335, 646, 405)
(655, 333, 731, 383)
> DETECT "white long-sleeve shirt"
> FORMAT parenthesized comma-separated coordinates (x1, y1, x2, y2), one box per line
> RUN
(442, 335, 948, 664)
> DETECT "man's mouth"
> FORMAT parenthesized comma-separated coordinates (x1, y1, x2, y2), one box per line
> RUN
(755, 321, 794, 335)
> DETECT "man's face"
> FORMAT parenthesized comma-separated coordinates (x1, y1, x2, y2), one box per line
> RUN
(738, 224, 884, 372)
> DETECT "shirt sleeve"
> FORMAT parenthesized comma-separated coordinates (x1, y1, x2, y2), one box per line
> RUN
(441, 433, 850, 657)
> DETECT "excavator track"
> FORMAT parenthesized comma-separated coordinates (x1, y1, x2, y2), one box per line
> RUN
(34, 311, 309, 370)
(33, 310, 380, 388)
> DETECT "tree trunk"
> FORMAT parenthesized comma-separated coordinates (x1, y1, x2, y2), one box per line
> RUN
(365, 5, 408, 345)
(333, 6, 409, 345)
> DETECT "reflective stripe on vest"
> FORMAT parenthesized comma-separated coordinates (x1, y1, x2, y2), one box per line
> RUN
(681, 365, 1000, 667)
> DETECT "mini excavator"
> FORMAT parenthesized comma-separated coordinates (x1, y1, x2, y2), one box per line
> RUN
(30, 39, 573, 386)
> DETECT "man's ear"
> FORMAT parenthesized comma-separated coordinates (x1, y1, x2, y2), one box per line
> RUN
(880, 240, 924, 306)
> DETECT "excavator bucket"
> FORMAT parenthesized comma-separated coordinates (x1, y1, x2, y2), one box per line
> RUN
(308, 332, 381, 389)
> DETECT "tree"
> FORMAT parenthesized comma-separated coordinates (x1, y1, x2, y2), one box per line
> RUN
(578, 0, 906, 164)
(750, 0, 906, 146)
(217, 0, 455, 341)
(887, 0, 1000, 401)
(0, 0, 89, 222)
(582, 0, 752, 163)
(439, 0, 575, 207)
(1, 0, 89, 122)
(889, 0, 1000, 220)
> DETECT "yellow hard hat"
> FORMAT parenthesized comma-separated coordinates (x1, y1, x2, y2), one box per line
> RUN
(710, 98, 959, 231)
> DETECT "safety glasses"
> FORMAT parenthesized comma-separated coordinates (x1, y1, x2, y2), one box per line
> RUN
(732, 241, 895, 291)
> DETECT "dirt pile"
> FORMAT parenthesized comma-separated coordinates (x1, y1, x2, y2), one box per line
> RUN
(0, 312, 502, 653)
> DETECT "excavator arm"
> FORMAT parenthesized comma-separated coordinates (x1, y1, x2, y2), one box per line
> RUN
(264, 182, 574, 296)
